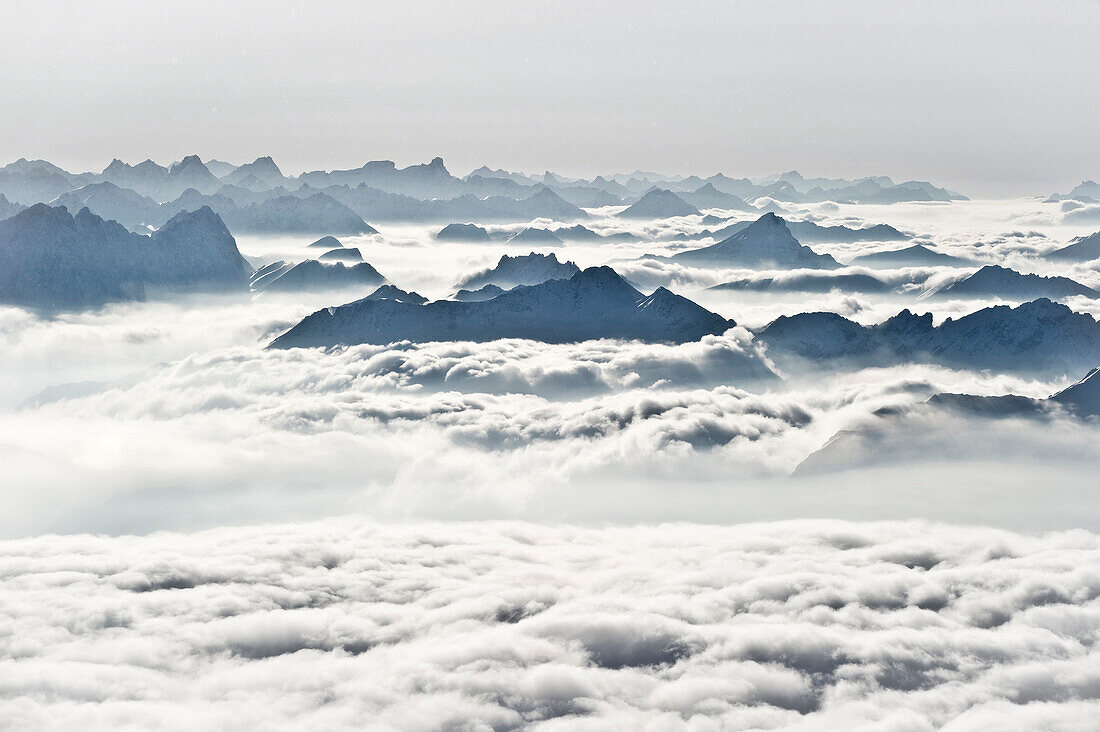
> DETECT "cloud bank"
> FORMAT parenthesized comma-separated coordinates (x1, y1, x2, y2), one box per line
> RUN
(1, 518, 1098, 730)
(5, 329, 1097, 537)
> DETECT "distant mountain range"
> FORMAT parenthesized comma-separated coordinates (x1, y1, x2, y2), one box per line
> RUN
(755, 298, 1100, 377)
(270, 267, 734, 348)
(47, 181, 377, 235)
(453, 284, 507, 302)
(0, 157, 971, 235)
(678, 183, 754, 212)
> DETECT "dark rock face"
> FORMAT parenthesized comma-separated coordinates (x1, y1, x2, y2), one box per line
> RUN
(254, 260, 386, 295)
(455, 253, 580, 290)
(756, 298, 1100, 377)
(436, 223, 491, 242)
(933, 265, 1099, 300)
(618, 189, 700, 219)
(145, 207, 251, 292)
(271, 267, 733, 348)
(1048, 232, 1100, 263)
(318, 248, 363, 263)
(847, 244, 973, 268)
(672, 213, 841, 269)
(0, 204, 249, 309)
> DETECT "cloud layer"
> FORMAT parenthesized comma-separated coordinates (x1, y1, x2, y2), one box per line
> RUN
(1, 518, 1098, 730)
(2, 199, 1099, 538)
(5, 328, 1096, 537)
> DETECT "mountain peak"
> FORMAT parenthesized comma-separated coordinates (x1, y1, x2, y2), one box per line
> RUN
(12, 202, 75, 228)
(937, 266, 1099, 300)
(528, 186, 567, 203)
(242, 156, 282, 172)
(571, 265, 635, 291)
(270, 262, 729, 348)
(617, 189, 699, 219)
(159, 205, 226, 231)
(170, 155, 207, 172)
(671, 212, 840, 269)
(1051, 366, 1100, 417)
(455, 251, 580, 290)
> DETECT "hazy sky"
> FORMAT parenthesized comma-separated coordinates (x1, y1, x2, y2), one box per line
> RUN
(2, 0, 1097, 196)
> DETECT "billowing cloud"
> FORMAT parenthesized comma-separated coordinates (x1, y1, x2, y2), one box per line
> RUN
(1, 519, 1098, 729)
(2, 327, 1096, 537)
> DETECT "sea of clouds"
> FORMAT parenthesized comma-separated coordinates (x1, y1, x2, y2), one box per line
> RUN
(2, 198, 1100, 728)
(2, 199, 1100, 538)
(3, 332, 1097, 536)
(2, 519, 1098, 730)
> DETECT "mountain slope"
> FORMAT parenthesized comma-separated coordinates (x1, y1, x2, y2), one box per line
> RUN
(679, 183, 753, 212)
(0, 204, 249, 309)
(455, 252, 580, 290)
(221, 156, 286, 188)
(145, 207, 251, 291)
(0, 193, 26, 221)
(163, 191, 377, 235)
(1051, 367, 1100, 418)
(709, 218, 907, 244)
(255, 260, 386, 294)
(709, 272, 893, 294)
(270, 267, 733, 348)
(1047, 232, 1100, 262)
(436, 223, 491, 242)
(507, 228, 563, 246)
(52, 182, 162, 231)
(756, 298, 1100, 376)
(847, 243, 974, 268)
(671, 213, 841, 269)
(618, 189, 700, 219)
(931, 265, 1099, 300)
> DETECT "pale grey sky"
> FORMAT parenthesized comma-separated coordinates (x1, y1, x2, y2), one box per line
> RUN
(1, 0, 1097, 196)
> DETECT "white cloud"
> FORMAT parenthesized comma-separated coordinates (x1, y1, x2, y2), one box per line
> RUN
(1, 331, 1096, 538)
(1, 519, 1098, 729)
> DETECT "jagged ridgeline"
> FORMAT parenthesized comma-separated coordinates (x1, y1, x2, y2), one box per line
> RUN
(0, 156, 968, 235)
(0, 204, 249, 309)
(270, 267, 734, 348)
